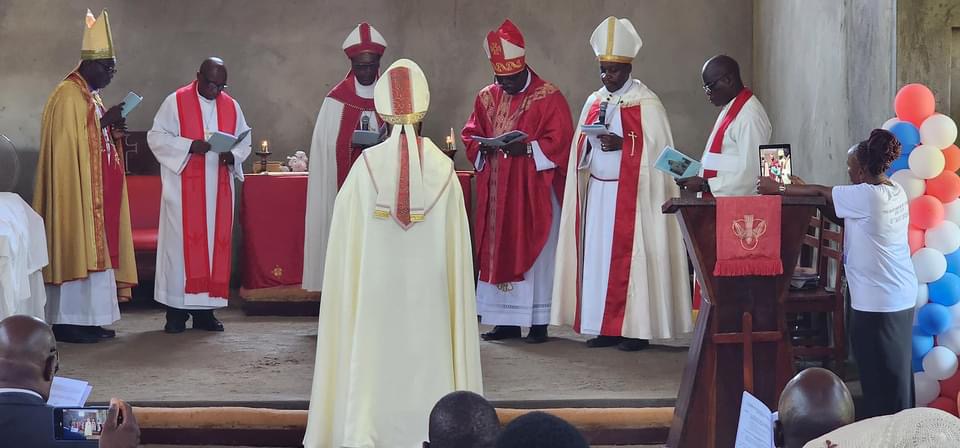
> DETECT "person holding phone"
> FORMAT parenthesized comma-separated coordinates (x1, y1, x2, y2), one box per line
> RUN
(758, 129, 917, 418)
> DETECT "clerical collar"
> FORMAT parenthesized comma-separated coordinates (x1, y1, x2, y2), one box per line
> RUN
(0, 388, 42, 399)
(602, 78, 634, 98)
(355, 78, 375, 99)
(517, 70, 532, 94)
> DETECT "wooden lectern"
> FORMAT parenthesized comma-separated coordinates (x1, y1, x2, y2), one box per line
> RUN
(663, 196, 825, 448)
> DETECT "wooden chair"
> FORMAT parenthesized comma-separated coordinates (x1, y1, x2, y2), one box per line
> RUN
(785, 213, 847, 377)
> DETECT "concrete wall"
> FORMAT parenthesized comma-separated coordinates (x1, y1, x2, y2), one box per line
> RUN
(753, 0, 897, 185)
(0, 0, 753, 203)
(898, 0, 960, 117)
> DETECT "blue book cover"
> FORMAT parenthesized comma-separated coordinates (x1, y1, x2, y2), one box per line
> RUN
(654, 146, 701, 179)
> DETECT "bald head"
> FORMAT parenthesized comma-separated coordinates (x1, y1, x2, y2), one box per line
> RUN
(424, 391, 500, 448)
(196, 57, 228, 101)
(701, 54, 744, 107)
(777, 368, 855, 448)
(0, 316, 58, 399)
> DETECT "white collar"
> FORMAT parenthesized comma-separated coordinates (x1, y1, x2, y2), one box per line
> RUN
(0, 388, 43, 399)
(517, 69, 532, 94)
(602, 78, 634, 97)
(354, 78, 375, 99)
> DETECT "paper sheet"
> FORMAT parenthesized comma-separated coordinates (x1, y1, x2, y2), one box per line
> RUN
(47, 376, 92, 407)
(735, 391, 776, 448)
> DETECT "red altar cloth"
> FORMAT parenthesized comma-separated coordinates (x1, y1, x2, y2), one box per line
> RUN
(240, 171, 474, 290)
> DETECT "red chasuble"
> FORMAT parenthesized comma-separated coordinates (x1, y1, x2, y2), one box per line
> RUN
(461, 70, 573, 284)
(175, 81, 236, 299)
(327, 72, 383, 189)
(570, 100, 645, 335)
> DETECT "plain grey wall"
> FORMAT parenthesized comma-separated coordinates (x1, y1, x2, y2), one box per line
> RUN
(0, 0, 754, 203)
(898, 0, 960, 117)
(753, 0, 897, 186)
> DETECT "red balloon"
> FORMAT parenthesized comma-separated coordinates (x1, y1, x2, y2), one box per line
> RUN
(896, 84, 937, 127)
(941, 369, 960, 405)
(929, 396, 958, 415)
(910, 226, 926, 254)
(945, 145, 960, 172)
(911, 195, 947, 229)
(927, 171, 960, 203)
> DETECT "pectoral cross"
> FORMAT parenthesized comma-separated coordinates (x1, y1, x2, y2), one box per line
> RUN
(627, 131, 638, 157)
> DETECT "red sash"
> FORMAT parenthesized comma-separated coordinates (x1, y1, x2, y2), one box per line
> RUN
(175, 81, 236, 299)
(572, 98, 644, 336)
(703, 88, 753, 179)
(328, 72, 381, 189)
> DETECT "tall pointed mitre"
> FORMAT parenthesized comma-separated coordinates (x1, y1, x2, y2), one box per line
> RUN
(483, 19, 526, 76)
(81, 9, 115, 60)
(342, 22, 387, 58)
(590, 16, 642, 63)
(372, 59, 430, 228)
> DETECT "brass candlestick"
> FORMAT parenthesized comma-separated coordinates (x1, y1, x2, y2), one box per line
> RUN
(256, 140, 271, 173)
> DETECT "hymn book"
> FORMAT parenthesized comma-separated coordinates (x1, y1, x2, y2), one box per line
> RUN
(206, 128, 252, 153)
(473, 130, 528, 148)
(654, 146, 702, 179)
(47, 376, 93, 407)
(734, 391, 776, 448)
(120, 91, 143, 118)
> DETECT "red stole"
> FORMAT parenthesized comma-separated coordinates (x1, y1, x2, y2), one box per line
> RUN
(327, 72, 381, 189)
(572, 99, 644, 336)
(703, 88, 753, 179)
(175, 81, 236, 299)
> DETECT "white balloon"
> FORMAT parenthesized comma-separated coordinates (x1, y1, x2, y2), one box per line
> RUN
(939, 327, 960, 354)
(921, 113, 959, 149)
(883, 117, 903, 131)
(918, 283, 930, 308)
(946, 200, 960, 226)
(909, 144, 947, 179)
(913, 247, 948, 283)
(915, 371, 942, 406)
(891, 170, 927, 200)
(923, 345, 959, 380)
(926, 221, 960, 254)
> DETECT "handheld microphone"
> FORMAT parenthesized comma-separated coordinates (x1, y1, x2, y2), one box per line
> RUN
(598, 101, 608, 126)
(361, 115, 370, 131)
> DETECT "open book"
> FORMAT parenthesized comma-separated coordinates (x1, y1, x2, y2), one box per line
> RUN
(206, 128, 252, 154)
(120, 91, 143, 118)
(654, 146, 702, 179)
(580, 123, 612, 137)
(472, 130, 527, 148)
(47, 376, 93, 407)
(735, 391, 777, 448)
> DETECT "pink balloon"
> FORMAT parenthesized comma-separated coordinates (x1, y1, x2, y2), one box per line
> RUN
(941, 368, 960, 405)
(910, 226, 927, 254)
(929, 396, 959, 415)
(912, 195, 947, 230)
(927, 171, 960, 203)
(896, 84, 937, 127)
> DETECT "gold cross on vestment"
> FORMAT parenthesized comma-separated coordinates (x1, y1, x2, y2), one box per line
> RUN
(627, 131, 638, 157)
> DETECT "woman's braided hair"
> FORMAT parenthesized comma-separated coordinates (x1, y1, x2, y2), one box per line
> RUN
(856, 129, 902, 177)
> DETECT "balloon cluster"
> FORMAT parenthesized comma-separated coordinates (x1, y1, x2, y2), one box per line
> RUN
(887, 84, 960, 415)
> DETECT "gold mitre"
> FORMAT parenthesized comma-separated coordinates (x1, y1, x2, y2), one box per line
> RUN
(374, 59, 429, 125)
(590, 16, 642, 64)
(81, 9, 115, 60)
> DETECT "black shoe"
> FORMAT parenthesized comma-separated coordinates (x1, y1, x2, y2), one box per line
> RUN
(191, 310, 225, 332)
(618, 338, 650, 352)
(86, 326, 116, 339)
(53, 325, 100, 344)
(481, 325, 521, 341)
(586, 335, 622, 348)
(525, 325, 549, 344)
(164, 308, 189, 334)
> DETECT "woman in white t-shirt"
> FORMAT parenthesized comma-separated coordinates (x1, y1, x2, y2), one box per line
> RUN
(758, 129, 917, 419)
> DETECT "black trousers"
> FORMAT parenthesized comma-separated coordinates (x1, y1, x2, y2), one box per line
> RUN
(850, 307, 915, 419)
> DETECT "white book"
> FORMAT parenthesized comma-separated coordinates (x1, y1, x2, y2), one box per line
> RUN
(735, 391, 776, 448)
(47, 376, 92, 407)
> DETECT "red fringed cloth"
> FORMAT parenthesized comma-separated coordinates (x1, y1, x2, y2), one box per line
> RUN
(714, 196, 783, 277)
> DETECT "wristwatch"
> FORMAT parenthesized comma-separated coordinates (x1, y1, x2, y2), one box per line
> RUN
(778, 184, 787, 194)
(525, 142, 533, 157)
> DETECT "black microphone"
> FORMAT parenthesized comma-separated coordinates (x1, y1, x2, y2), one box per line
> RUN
(597, 101, 608, 126)
(361, 115, 370, 131)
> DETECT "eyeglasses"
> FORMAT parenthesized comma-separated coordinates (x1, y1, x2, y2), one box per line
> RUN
(50, 347, 60, 374)
(201, 73, 228, 91)
(702, 74, 727, 93)
(95, 60, 117, 75)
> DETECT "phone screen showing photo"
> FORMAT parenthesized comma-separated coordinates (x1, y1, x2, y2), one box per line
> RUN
(759, 144, 792, 185)
(55, 407, 109, 440)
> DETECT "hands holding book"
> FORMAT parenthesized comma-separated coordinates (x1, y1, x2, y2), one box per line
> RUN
(189, 140, 212, 154)
(598, 134, 623, 152)
(676, 176, 708, 193)
(101, 102, 125, 129)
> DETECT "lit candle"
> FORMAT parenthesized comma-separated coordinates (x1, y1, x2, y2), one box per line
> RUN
(446, 127, 455, 150)
(260, 140, 269, 153)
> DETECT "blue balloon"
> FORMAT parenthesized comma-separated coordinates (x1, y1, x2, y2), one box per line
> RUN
(887, 155, 910, 176)
(891, 121, 921, 147)
(947, 250, 960, 276)
(901, 143, 918, 155)
(929, 273, 960, 306)
(918, 303, 953, 335)
(913, 355, 925, 372)
(913, 327, 936, 358)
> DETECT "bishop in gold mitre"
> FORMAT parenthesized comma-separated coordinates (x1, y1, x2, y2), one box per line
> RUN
(303, 59, 483, 448)
(32, 9, 136, 344)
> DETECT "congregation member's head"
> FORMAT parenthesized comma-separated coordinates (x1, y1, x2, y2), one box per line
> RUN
(804, 407, 960, 447)
(589, 16, 642, 94)
(196, 57, 228, 101)
(77, 9, 116, 90)
(496, 411, 588, 448)
(484, 19, 529, 95)
(847, 129, 900, 185)
(423, 391, 500, 448)
(342, 22, 386, 86)
(0, 315, 59, 400)
(776, 367, 855, 448)
(701, 54, 745, 107)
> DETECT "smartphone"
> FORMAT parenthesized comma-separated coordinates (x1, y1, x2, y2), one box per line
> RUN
(54, 406, 109, 441)
(759, 144, 792, 185)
